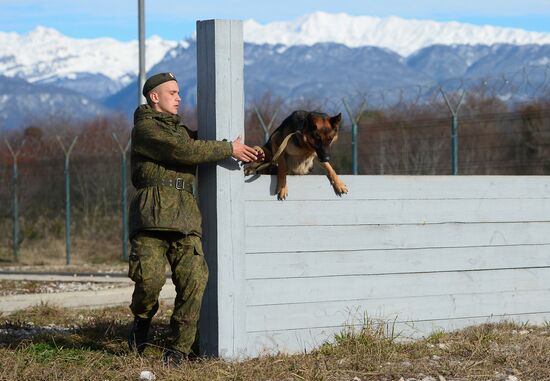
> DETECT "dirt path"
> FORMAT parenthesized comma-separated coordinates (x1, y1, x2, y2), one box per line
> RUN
(0, 272, 175, 313)
(0, 271, 132, 283)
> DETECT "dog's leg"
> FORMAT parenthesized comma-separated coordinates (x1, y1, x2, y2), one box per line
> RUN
(320, 162, 348, 196)
(277, 155, 289, 200)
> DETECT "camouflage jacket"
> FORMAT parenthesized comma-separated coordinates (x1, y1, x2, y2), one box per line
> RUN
(129, 104, 233, 238)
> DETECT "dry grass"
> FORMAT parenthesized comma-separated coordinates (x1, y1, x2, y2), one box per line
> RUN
(0, 216, 127, 269)
(1, 304, 550, 380)
(0, 235, 128, 275)
(0, 236, 125, 267)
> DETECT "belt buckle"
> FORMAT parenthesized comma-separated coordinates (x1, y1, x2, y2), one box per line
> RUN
(175, 178, 184, 190)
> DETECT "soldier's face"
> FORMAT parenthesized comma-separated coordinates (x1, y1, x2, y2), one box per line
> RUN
(151, 81, 181, 115)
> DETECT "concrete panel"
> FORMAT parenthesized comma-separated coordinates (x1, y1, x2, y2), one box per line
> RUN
(245, 245, 550, 278)
(244, 175, 550, 201)
(246, 289, 550, 332)
(246, 267, 550, 306)
(246, 222, 550, 253)
(244, 312, 550, 357)
(246, 198, 550, 226)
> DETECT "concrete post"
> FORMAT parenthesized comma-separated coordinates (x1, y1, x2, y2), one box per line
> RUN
(196, 19, 246, 359)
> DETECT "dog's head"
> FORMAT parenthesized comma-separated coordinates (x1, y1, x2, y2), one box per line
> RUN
(303, 112, 341, 162)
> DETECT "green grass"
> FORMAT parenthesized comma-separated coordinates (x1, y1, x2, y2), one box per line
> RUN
(1, 304, 550, 380)
(24, 342, 89, 363)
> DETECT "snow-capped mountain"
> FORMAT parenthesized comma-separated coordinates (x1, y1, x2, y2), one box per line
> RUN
(1, 12, 549, 129)
(0, 75, 111, 130)
(104, 41, 549, 119)
(244, 11, 550, 56)
(2, 12, 549, 93)
(0, 26, 181, 98)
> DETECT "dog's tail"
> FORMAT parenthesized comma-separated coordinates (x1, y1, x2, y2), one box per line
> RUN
(244, 132, 299, 175)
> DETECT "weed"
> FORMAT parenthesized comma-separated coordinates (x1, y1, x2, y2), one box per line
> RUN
(427, 330, 447, 343)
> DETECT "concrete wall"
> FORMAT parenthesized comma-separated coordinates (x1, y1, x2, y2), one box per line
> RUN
(242, 175, 550, 356)
(195, 19, 550, 359)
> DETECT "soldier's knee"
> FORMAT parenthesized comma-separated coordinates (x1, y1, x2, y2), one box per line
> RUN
(141, 277, 166, 293)
(192, 256, 209, 288)
(173, 258, 208, 292)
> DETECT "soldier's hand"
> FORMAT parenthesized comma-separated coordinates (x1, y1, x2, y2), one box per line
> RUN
(231, 136, 258, 163)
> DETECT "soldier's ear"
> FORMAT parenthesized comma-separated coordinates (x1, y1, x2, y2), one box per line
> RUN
(149, 91, 160, 104)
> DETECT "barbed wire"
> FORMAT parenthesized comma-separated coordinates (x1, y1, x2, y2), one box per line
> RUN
(328, 64, 550, 114)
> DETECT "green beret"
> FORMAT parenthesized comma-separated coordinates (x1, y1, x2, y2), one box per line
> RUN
(142, 72, 177, 96)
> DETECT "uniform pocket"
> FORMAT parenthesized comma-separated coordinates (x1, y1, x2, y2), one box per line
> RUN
(128, 233, 166, 282)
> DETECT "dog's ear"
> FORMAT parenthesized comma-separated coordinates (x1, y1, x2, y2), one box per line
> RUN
(330, 113, 342, 128)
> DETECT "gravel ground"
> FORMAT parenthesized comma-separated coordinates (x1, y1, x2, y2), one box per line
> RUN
(0, 264, 127, 274)
(0, 280, 129, 296)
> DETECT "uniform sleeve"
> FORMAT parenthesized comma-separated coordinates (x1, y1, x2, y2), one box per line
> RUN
(183, 126, 199, 140)
(132, 121, 233, 165)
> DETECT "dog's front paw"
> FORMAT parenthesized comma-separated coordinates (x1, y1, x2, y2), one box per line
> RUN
(243, 165, 254, 176)
(277, 185, 288, 200)
(332, 180, 348, 196)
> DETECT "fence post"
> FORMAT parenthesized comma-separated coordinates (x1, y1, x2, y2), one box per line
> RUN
(113, 134, 131, 261)
(254, 106, 278, 143)
(197, 19, 245, 359)
(138, 0, 146, 106)
(57, 136, 78, 265)
(342, 98, 366, 175)
(441, 89, 465, 175)
(4, 139, 25, 261)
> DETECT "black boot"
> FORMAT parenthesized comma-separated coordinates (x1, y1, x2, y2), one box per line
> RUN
(128, 316, 152, 354)
(162, 349, 186, 368)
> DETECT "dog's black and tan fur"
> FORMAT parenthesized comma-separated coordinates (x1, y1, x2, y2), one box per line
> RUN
(250, 110, 348, 200)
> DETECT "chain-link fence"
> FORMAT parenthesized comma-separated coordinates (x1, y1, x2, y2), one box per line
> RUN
(0, 117, 132, 265)
(248, 65, 550, 176)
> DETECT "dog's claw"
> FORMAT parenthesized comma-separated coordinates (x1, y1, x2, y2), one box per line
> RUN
(277, 186, 288, 200)
(333, 182, 348, 196)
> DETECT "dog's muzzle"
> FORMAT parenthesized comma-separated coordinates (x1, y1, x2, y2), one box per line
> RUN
(317, 149, 331, 163)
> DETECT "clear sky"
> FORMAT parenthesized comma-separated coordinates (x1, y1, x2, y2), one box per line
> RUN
(1, 0, 549, 41)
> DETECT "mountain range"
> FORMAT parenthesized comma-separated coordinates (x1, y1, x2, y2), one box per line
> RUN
(1, 12, 549, 129)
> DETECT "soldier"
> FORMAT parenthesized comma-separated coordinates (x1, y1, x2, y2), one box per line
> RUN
(127, 72, 259, 366)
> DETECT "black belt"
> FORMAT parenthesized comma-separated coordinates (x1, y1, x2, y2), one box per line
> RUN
(138, 178, 193, 193)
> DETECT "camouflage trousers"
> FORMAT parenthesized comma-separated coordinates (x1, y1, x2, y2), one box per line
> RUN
(128, 230, 209, 354)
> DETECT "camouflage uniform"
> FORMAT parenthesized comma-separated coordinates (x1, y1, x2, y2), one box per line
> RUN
(129, 104, 233, 354)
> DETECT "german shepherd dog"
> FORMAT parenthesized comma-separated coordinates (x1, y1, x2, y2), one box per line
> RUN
(246, 110, 348, 200)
